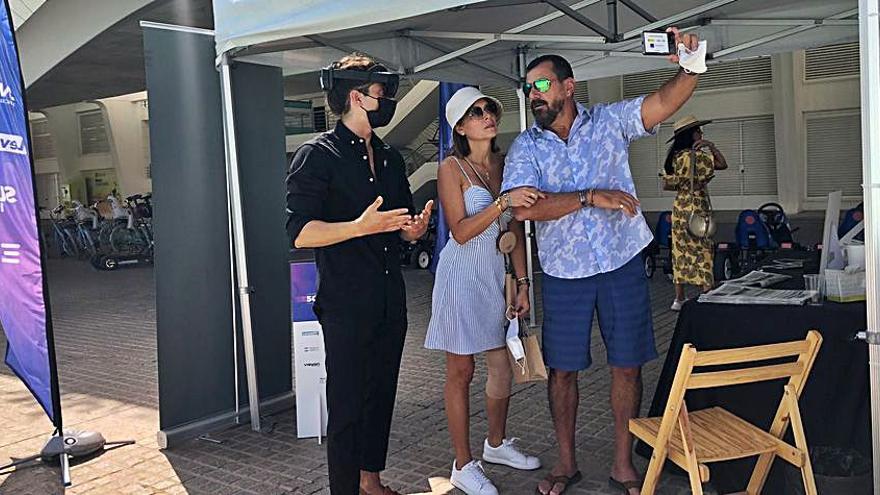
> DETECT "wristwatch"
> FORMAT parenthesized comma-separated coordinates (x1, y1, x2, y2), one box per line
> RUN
(578, 190, 589, 208)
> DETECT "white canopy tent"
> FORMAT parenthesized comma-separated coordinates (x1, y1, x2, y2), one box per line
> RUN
(216, 0, 859, 82)
(211, 1, 879, 490)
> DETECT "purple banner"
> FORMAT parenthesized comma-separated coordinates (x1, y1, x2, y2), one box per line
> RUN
(291, 261, 318, 322)
(0, 0, 59, 424)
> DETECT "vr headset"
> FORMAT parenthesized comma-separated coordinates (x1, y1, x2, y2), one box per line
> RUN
(319, 66, 400, 99)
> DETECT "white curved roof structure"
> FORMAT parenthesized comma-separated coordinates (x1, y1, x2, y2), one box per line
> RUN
(215, 0, 859, 84)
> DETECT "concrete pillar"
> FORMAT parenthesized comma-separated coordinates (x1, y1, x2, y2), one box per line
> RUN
(771, 52, 807, 213)
(41, 106, 88, 203)
(98, 99, 152, 197)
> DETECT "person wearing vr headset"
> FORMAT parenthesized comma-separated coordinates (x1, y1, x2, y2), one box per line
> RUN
(286, 54, 433, 495)
(501, 28, 702, 495)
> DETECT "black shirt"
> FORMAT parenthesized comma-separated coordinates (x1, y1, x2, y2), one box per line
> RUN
(286, 121, 415, 319)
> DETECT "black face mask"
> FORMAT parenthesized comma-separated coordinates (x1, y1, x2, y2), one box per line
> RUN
(360, 94, 397, 129)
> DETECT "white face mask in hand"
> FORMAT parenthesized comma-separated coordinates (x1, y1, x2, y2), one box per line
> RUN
(679, 40, 708, 74)
(506, 317, 526, 373)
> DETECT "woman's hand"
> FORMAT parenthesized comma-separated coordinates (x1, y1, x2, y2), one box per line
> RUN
(514, 285, 530, 316)
(507, 187, 546, 209)
(693, 139, 716, 151)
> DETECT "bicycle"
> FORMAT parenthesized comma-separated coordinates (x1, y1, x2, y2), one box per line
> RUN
(48, 205, 80, 258)
(71, 201, 103, 257)
(91, 193, 153, 270)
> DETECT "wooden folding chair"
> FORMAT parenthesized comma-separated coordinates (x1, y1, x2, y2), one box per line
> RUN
(630, 330, 823, 495)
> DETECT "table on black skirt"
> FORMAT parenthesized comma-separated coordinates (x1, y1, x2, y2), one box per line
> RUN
(641, 261, 872, 493)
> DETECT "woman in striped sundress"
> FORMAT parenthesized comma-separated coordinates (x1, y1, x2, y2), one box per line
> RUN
(424, 87, 543, 495)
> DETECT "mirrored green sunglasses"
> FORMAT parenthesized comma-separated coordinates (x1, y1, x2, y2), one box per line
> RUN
(522, 78, 552, 96)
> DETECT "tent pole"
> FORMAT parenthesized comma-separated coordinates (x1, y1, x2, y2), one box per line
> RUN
(517, 47, 537, 327)
(219, 53, 262, 432)
(858, 0, 880, 492)
(227, 161, 241, 425)
(607, 0, 619, 40)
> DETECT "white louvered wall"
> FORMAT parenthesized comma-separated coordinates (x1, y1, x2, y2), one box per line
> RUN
(623, 57, 772, 99)
(741, 118, 778, 196)
(30, 118, 55, 160)
(806, 111, 862, 198)
(78, 110, 111, 155)
(481, 85, 519, 114)
(802, 41, 862, 199)
(574, 80, 590, 105)
(628, 123, 671, 200)
(805, 43, 860, 80)
(628, 116, 776, 200)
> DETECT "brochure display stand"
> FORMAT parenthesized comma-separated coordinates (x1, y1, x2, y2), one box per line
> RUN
(291, 261, 328, 441)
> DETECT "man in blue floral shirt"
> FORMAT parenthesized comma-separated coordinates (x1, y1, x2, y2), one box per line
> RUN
(503, 29, 702, 495)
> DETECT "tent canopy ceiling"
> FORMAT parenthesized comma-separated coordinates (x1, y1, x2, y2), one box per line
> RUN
(215, 0, 859, 86)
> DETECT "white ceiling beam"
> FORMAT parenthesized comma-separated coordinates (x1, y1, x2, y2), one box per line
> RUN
(511, 0, 604, 33)
(408, 36, 519, 83)
(566, 50, 651, 58)
(411, 0, 605, 74)
(713, 7, 858, 58)
(571, 55, 604, 68)
(622, 0, 739, 40)
(488, 33, 608, 43)
(563, 24, 699, 65)
(543, 0, 616, 39)
(569, 26, 703, 68)
(413, 39, 496, 73)
(306, 34, 401, 72)
(407, 30, 606, 44)
(614, 24, 701, 50)
(708, 18, 859, 27)
(618, 0, 658, 23)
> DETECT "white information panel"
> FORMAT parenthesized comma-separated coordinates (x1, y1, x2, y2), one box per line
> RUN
(291, 262, 328, 440)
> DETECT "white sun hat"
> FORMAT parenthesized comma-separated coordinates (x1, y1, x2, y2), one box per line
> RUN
(444, 86, 504, 128)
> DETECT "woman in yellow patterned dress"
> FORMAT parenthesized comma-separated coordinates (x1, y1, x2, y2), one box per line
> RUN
(662, 116, 728, 311)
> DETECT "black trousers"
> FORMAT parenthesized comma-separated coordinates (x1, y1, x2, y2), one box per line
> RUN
(321, 310, 407, 494)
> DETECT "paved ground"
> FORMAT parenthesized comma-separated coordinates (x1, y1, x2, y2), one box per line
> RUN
(0, 258, 715, 495)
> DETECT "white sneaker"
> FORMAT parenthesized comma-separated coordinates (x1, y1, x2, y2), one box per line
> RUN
(450, 460, 498, 495)
(482, 438, 541, 470)
(671, 299, 684, 311)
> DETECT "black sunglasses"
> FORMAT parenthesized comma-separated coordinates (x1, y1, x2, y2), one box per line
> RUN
(465, 100, 500, 120)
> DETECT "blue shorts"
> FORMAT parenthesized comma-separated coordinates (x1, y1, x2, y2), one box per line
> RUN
(541, 255, 658, 371)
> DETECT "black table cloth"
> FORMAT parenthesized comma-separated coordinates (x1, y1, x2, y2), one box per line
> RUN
(642, 257, 871, 493)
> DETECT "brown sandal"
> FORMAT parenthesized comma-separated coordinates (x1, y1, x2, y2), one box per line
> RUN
(608, 477, 642, 494)
(535, 470, 583, 495)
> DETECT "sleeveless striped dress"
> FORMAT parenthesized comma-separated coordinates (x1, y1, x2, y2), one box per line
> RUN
(424, 157, 510, 355)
